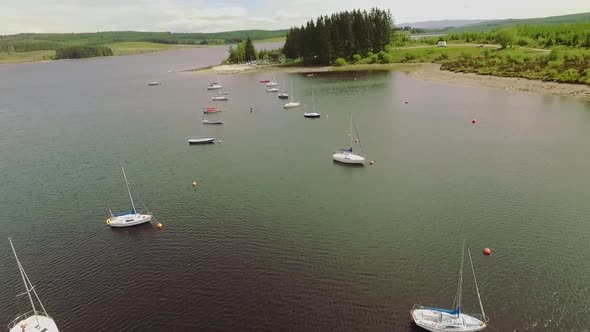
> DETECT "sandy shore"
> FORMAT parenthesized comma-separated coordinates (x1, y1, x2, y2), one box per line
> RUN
(411, 63, 590, 99)
(204, 62, 590, 99)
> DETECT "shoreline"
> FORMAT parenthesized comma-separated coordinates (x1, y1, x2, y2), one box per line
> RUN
(207, 62, 590, 99)
(410, 63, 590, 99)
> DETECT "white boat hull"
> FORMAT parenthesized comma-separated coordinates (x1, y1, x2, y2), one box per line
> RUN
(107, 214, 152, 227)
(283, 102, 300, 109)
(207, 84, 222, 90)
(332, 152, 365, 164)
(188, 138, 215, 144)
(265, 82, 277, 87)
(411, 309, 486, 332)
(304, 112, 321, 118)
(212, 96, 228, 101)
(9, 312, 59, 332)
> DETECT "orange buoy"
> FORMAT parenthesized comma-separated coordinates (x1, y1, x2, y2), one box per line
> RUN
(483, 247, 491, 255)
(472, 119, 477, 124)
(191, 181, 197, 187)
(156, 222, 163, 229)
(369, 160, 374, 165)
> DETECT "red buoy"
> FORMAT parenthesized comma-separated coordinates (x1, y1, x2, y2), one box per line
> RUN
(471, 119, 477, 124)
(483, 248, 491, 255)
(191, 181, 197, 187)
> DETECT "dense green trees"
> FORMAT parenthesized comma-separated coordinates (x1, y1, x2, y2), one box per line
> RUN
(283, 8, 394, 64)
(54, 46, 113, 59)
(244, 36, 256, 62)
(495, 28, 517, 48)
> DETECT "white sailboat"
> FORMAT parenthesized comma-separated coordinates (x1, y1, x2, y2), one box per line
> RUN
(283, 80, 300, 109)
(265, 72, 278, 87)
(304, 91, 320, 118)
(106, 167, 152, 227)
(7, 238, 60, 332)
(411, 241, 488, 332)
(207, 76, 223, 90)
(332, 114, 365, 165)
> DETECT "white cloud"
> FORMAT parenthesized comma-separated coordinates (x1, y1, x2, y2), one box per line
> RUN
(0, 0, 589, 34)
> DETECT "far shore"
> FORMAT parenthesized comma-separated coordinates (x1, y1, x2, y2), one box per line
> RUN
(206, 62, 590, 99)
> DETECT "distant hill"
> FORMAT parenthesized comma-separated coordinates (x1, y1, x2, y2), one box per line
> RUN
(397, 19, 492, 30)
(433, 12, 590, 33)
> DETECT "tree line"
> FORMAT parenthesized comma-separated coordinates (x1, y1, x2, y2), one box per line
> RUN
(55, 46, 113, 59)
(227, 36, 283, 63)
(283, 8, 394, 64)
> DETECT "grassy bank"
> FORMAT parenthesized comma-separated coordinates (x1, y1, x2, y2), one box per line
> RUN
(107, 42, 202, 56)
(0, 42, 203, 64)
(323, 45, 590, 86)
(0, 50, 55, 63)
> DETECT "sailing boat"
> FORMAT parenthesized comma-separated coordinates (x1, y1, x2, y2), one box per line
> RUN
(207, 75, 223, 90)
(283, 80, 300, 109)
(304, 91, 320, 118)
(106, 167, 152, 227)
(411, 241, 488, 332)
(332, 114, 365, 165)
(265, 72, 278, 87)
(7, 238, 60, 332)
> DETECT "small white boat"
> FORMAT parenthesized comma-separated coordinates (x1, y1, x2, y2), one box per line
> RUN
(306, 73, 315, 77)
(202, 120, 224, 125)
(207, 83, 222, 90)
(266, 72, 278, 86)
(333, 114, 365, 165)
(188, 137, 215, 144)
(106, 167, 152, 228)
(278, 92, 289, 99)
(304, 112, 321, 118)
(283, 80, 300, 109)
(218, 91, 229, 95)
(411, 241, 488, 332)
(212, 96, 228, 101)
(266, 87, 279, 92)
(147, 82, 160, 86)
(7, 239, 60, 332)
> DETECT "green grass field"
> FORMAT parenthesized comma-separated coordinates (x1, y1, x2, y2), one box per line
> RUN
(107, 42, 202, 56)
(254, 36, 286, 43)
(0, 50, 55, 64)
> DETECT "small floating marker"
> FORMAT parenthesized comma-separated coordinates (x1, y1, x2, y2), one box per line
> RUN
(191, 181, 197, 187)
(219, 140, 222, 143)
(106, 218, 110, 225)
(472, 119, 477, 124)
(325, 115, 329, 118)
(369, 160, 374, 165)
(404, 101, 409, 104)
(483, 248, 491, 255)
(156, 222, 163, 229)
(354, 138, 359, 143)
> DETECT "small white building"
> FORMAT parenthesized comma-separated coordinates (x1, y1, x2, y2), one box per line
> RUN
(437, 40, 447, 47)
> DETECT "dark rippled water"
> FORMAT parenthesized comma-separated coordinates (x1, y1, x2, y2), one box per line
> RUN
(1, 45, 590, 331)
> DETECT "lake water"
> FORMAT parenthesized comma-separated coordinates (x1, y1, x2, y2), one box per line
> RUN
(1, 45, 590, 331)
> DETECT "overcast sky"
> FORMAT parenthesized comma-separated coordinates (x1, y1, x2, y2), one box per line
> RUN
(1, 0, 589, 34)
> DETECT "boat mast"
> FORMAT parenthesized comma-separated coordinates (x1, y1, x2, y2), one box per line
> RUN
(312, 90, 315, 111)
(121, 167, 137, 214)
(349, 113, 353, 150)
(456, 239, 465, 317)
(8, 238, 42, 328)
(290, 80, 294, 102)
(468, 245, 487, 321)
